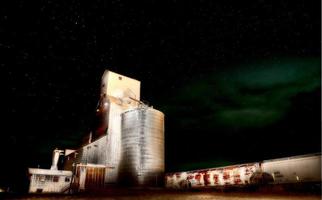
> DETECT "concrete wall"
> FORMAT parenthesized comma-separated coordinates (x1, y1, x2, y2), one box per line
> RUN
(101, 70, 141, 101)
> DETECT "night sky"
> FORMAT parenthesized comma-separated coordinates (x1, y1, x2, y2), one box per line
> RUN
(2, 0, 321, 192)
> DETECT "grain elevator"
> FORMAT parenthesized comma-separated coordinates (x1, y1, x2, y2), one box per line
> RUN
(28, 70, 164, 193)
(62, 70, 164, 190)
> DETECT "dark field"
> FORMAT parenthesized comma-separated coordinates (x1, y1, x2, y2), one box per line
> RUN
(3, 189, 321, 200)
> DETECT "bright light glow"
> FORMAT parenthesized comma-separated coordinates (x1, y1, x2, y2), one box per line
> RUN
(96, 109, 100, 112)
(104, 102, 108, 106)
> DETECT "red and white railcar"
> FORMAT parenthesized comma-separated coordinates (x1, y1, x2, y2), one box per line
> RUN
(165, 153, 321, 189)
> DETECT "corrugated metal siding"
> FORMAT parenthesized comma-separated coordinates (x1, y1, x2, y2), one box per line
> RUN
(104, 101, 124, 183)
(63, 101, 138, 184)
(119, 107, 165, 186)
(84, 167, 106, 189)
(81, 136, 108, 165)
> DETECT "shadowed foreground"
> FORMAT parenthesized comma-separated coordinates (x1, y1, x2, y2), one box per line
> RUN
(3, 189, 321, 200)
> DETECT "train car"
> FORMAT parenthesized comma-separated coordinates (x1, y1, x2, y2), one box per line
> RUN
(261, 153, 321, 185)
(165, 162, 261, 189)
(165, 153, 321, 189)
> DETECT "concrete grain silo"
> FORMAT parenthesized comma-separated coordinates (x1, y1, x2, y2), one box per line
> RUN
(119, 106, 165, 186)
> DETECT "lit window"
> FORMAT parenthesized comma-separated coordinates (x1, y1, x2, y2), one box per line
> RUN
(39, 175, 45, 182)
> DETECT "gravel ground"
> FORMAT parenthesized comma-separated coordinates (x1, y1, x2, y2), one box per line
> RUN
(3, 190, 321, 200)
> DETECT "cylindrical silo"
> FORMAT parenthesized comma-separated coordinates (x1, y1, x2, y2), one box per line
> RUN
(119, 107, 164, 186)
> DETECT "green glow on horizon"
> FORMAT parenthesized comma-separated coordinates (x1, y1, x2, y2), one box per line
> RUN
(163, 57, 320, 128)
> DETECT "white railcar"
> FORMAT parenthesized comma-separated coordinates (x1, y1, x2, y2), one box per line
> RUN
(262, 153, 321, 184)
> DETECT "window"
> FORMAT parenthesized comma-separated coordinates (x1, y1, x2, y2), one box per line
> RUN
(118, 76, 122, 80)
(65, 177, 70, 182)
(53, 176, 59, 182)
(39, 175, 45, 182)
(45, 175, 52, 181)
